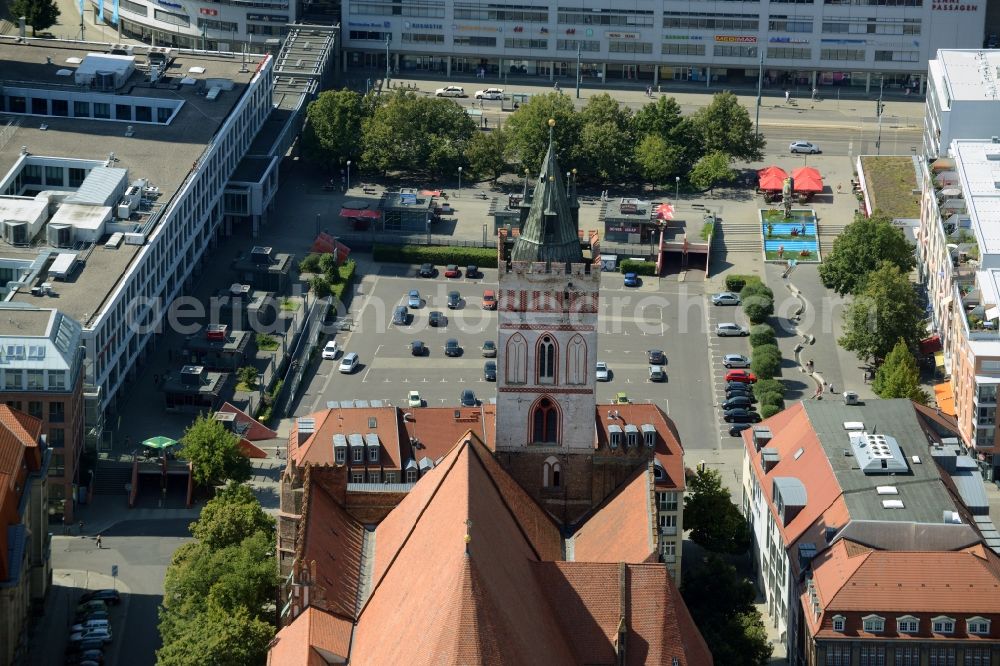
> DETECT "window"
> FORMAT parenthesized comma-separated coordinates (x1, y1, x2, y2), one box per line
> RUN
(543, 457, 561, 487)
(48, 370, 66, 390)
(44, 166, 63, 186)
(609, 41, 652, 54)
(335, 447, 346, 464)
(658, 491, 678, 511)
(609, 428, 621, 448)
(894, 647, 920, 666)
(557, 39, 600, 51)
(197, 17, 239, 31)
(661, 541, 676, 557)
(662, 44, 705, 56)
(27, 401, 42, 419)
(453, 36, 496, 47)
(368, 470, 380, 483)
(538, 335, 556, 383)
(929, 647, 956, 666)
(368, 446, 379, 462)
(767, 47, 811, 59)
(714, 45, 758, 58)
(827, 643, 850, 666)
(967, 617, 991, 635)
(980, 384, 999, 403)
(135, 106, 152, 122)
(385, 472, 397, 483)
(932, 616, 955, 634)
(896, 616, 918, 633)
(351, 472, 364, 483)
(115, 104, 131, 121)
(121, 0, 146, 14)
(658, 514, 677, 532)
(49, 401, 64, 423)
(93, 103, 110, 119)
(664, 11, 758, 30)
(401, 33, 444, 44)
(31, 97, 48, 115)
(859, 645, 885, 666)
(26, 369, 44, 389)
(862, 614, 885, 632)
(154, 8, 190, 25)
(50, 453, 64, 476)
(406, 468, 418, 483)
(821, 49, 865, 61)
(504, 38, 548, 49)
(532, 398, 558, 443)
(875, 50, 918, 62)
(68, 168, 86, 187)
(352, 447, 363, 463)
(965, 647, 991, 666)
(832, 615, 845, 632)
(73, 101, 90, 118)
(51, 99, 68, 116)
(157, 107, 173, 124)
(768, 16, 813, 31)
(4, 370, 22, 390)
(49, 428, 65, 448)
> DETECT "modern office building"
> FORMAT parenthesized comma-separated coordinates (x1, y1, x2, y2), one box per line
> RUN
(343, 0, 984, 91)
(924, 50, 1000, 158)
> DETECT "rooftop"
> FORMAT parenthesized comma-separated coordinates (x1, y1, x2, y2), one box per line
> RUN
(0, 307, 54, 336)
(953, 139, 1000, 260)
(934, 49, 1000, 103)
(858, 156, 921, 220)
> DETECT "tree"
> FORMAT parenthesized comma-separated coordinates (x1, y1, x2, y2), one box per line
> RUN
(179, 414, 251, 487)
(684, 467, 751, 555)
(632, 95, 683, 140)
(237, 366, 258, 389)
(503, 92, 580, 173)
(191, 483, 275, 550)
(633, 134, 683, 185)
(750, 346, 781, 379)
(466, 128, 510, 182)
(689, 151, 735, 193)
(839, 262, 925, 364)
(302, 89, 367, 170)
(578, 121, 635, 183)
(819, 211, 916, 295)
(157, 600, 274, 666)
(742, 295, 774, 324)
(10, 0, 59, 35)
(692, 91, 765, 162)
(749, 324, 775, 348)
(682, 554, 773, 666)
(760, 404, 783, 419)
(873, 338, 931, 404)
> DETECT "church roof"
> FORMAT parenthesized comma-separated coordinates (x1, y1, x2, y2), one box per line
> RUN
(510, 120, 584, 266)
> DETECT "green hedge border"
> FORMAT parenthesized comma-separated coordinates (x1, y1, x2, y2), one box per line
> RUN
(373, 244, 498, 268)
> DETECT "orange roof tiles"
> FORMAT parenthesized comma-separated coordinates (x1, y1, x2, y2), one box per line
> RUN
(0, 406, 41, 593)
(573, 466, 657, 564)
(267, 607, 352, 666)
(594, 403, 685, 491)
(291, 406, 401, 469)
(400, 404, 495, 460)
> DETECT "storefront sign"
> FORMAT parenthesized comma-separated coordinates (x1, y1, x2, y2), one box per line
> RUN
(405, 22, 441, 29)
(247, 13, 287, 22)
(715, 35, 756, 43)
(606, 31, 640, 40)
(607, 223, 641, 234)
(663, 34, 702, 41)
(348, 20, 390, 28)
(769, 36, 808, 44)
(454, 24, 501, 32)
(198, 7, 218, 15)
(932, 1, 977, 8)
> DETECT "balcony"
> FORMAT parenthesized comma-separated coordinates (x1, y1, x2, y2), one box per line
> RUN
(661, 526, 678, 537)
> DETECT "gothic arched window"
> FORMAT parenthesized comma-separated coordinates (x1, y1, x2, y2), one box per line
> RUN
(506, 334, 528, 384)
(532, 397, 559, 444)
(537, 335, 556, 384)
(565, 334, 587, 385)
(543, 456, 562, 488)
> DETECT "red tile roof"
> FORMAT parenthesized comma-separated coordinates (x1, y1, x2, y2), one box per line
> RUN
(267, 607, 352, 666)
(400, 404, 495, 461)
(218, 402, 278, 441)
(290, 406, 402, 469)
(573, 466, 657, 564)
(0, 406, 41, 586)
(594, 403, 685, 491)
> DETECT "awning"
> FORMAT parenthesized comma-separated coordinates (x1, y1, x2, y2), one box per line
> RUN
(758, 166, 788, 191)
(310, 232, 352, 259)
(791, 166, 823, 193)
(338, 208, 381, 220)
(934, 381, 957, 417)
(931, 157, 955, 172)
(419, 189, 442, 197)
(142, 435, 178, 450)
(934, 351, 946, 369)
(919, 335, 942, 355)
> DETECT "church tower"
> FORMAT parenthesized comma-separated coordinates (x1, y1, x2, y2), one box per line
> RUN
(495, 119, 601, 523)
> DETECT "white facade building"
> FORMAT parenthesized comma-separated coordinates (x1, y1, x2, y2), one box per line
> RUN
(924, 50, 1000, 158)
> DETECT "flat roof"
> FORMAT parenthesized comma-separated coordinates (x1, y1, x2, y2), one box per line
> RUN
(858, 155, 921, 220)
(231, 156, 273, 183)
(953, 139, 1000, 258)
(0, 37, 266, 325)
(0, 307, 53, 336)
(935, 49, 1000, 103)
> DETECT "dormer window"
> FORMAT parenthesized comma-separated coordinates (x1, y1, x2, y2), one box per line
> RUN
(405, 468, 417, 483)
(608, 425, 622, 449)
(642, 424, 656, 448)
(896, 616, 919, 634)
(368, 446, 379, 462)
(335, 447, 346, 464)
(832, 615, 846, 632)
(967, 617, 991, 635)
(352, 447, 363, 463)
(862, 615, 885, 633)
(626, 431, 638, 449)
(932, 616, 955, 634)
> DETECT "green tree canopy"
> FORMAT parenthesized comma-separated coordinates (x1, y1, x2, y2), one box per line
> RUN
(179, 414, 251, 487)
(302, 89, 367, 170)
(819, 211, 916, 295)
(633, 134, 683, 185)
(465, 128, 510, 182)
(692, 91, 765, 162)
(503, 92, 580, 173)
(190, 482, 276, 550)
(839, 261, 926, 363)
(10, 0, 59, 35)
(681, 554, 773, 666)
(873, 338, 931, 404)
(157, 600, 274, 666)
(632, 95, 683, 140)
(361, 91, 476, 177)
(683, 467, 751, 554)
(689, 151, 735, 193)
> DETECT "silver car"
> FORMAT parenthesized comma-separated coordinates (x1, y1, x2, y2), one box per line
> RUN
(712, 292, 741, 306)
(789, 140, 821, 154)
(595, 362, 610, 382)
(435, 85, 466, 97)
(723, 354, 751, 368)
(716, 323, 749, 337)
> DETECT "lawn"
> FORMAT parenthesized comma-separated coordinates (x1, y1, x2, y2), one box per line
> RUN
(859, 156, 920, 220)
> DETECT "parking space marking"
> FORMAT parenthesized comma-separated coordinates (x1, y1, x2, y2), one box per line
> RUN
(361, 344, 382, 383)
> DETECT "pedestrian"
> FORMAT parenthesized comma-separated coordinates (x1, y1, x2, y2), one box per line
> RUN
(785, 90, 790, 103)
(483, 117, 488, 129)
(96, 534, 102, 549)
(78, 520, 84, 535)
(811, 87, 817, 100)
(657, 84, 661, 94)
(829, 383, 836, 394)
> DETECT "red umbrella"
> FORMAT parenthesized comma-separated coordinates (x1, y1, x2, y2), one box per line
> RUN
(758, 166, 788, 191)
(791, 166, 823, 193)
(655, 202, 674, 221)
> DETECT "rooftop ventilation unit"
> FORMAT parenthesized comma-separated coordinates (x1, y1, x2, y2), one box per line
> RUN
(180, 365, 205, 386)
(48, 223, 72, 249)
(205, 324, 227, 341)
(250, 246, 273, 265)
(848, 431, 909, 475)
(944, 510, 962, 524)
(843, 421, 865, 431)
(881, 499, 905, 509)
(876, 486, 898, 495)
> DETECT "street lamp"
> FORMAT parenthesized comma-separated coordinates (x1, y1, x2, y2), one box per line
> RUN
(346, 160, 351, 191)
(675, 176, 680, 202)
(458, 166, 463, 197)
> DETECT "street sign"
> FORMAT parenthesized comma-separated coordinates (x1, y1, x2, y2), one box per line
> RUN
(111, 565, 118, 578)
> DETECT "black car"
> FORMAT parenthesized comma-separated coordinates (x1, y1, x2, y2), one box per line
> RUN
(484, 361, 497, 381)
(80, 590, 121, 605)
(729, 423, 753, 437)
(460, 389, 477, 406)
(725, 387, 756, 402)
(66, 640, 104, 656)
(447, 291, 462, 309)
(419, 263, 435, 278)
(445, 339, 462, 357)
(724, 408, 761, 423)
(722, 396, 757, 411)
(466, 265, 481, 279)
(410, 340, 428, 356)
(428, 311, 445, 327)
(65, 649, 104, 665)
(647, 349, 666, 365)
(726, 381, 754, 394)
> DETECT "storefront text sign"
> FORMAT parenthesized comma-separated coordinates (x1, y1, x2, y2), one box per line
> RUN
(606, 31, 640, 40)
(932, 2, 977, 9)
(715, 35, 757, 43)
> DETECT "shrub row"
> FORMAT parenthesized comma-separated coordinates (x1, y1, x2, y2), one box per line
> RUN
(373, 243, 499, 268)
(619, 259, 658, 276)
(747, 322, 787, 418)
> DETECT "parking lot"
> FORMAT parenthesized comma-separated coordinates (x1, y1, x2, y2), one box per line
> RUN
(705, 296, 757, 440)
(293, 263, 723, 454)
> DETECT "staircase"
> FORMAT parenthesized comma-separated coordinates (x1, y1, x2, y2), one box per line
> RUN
(817, 220, 849, 258)
(712, 218, 763, 255)
(92, 463, 133, 495)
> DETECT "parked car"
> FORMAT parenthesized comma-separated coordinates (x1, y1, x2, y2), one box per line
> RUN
(646, 349, 666, 365)
(711, 292, 741, 306)
(725, 369, 757, 383)
(725, 386, 756, 401)
(716, 322, 749, 337)
(338, 352, 359, 374)
(724, 408, 761, 423)
(481, 340, 497, 357)
(444, 264, 461, 278)
(614, 392, 630, 404)
(623, 272, 639, 287)
(484, 361, 497, 382)
(66, 649, 105, 664)
(435, 85, 467, 97)
(648, 365, 667, 382)
(475, 87, 504, 100)
(595, 362, 610, 382)
(726, 382, 754, 396)
(429, 311, 445, 327)
(407, 289, 422, 308)
(723, 354, 751, 369)
(69, 628, 112, 645)
(482, 290, 497, 310)
(407, 390, 423, 408)
(789, 140, 821, 154)
(79, 590, 120, 605)
(71, 620, 109, 633)
(65, 640, 104, 656)
(419, 263, 436, 278)
(460, 389, 477, 406)
(466, 265, 481, 279)
(321, 340, 340, 360)
(445, 339, 462, 357)
(447, 291, 462, 309)
(75, 601, 107, 615)
(410, 340, 428, 356)
(74, 610, 109, 624)
(722, 396, 757, 410)
(729, 423, 753, 437)
(392, 305, 409, 325)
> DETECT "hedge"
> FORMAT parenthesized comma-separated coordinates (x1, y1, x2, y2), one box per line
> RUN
(755, 378, 785, 398)
(619, 259, 658, 276)
(725, 274, 750, 292)
(760, 404, 783, 419)
(751, 351, 781, 380)
(749, 324, 776, 348)
(740, 280, 773, 301)
(373, 243, 498, 268)
(743, 296, 774, 324)
(759, 393, 785, 410)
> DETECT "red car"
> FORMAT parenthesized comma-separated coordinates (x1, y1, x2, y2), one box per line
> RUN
(444, 264, 461, 278)
(482, 290, 497, 310)
(725, 369, 757, 384)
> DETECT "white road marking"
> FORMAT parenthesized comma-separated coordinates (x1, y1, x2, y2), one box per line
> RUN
(360, 343, 382, 383)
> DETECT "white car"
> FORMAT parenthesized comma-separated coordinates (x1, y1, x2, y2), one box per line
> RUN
(435, 86, 466, 98)
(338, 352, 359, 374)
(475, 88, 504, 100)
(723, 354, 751, 369)
(69, 627, 112, 644)
(648, 365, 666, 382)
(407, 390, 422, 408)
(716, 323, 749, 337)
(789, 140, 821, 154)
(595, 362, 610, 382)
(321, 340, 339, 360)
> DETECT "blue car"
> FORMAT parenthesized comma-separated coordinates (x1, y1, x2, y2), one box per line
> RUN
(623, 272, 639, 287)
